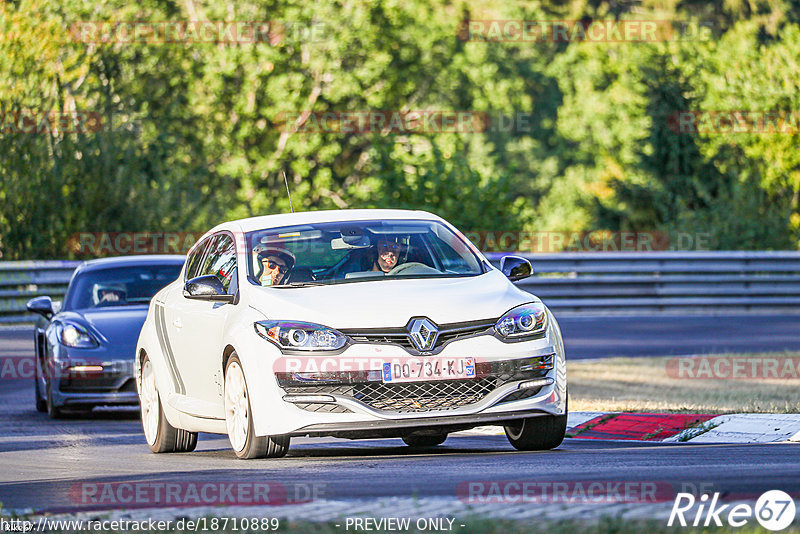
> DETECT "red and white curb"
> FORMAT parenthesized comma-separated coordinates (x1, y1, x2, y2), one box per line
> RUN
(461, 412, 800, 443)
(665, 413, 800, 444)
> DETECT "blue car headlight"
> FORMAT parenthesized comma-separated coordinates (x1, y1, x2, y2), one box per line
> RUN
(254, 321, 348, 352)
(58, 322, 99, 348)
(494, 302, 548, 340)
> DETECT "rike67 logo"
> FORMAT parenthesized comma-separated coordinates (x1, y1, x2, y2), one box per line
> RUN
(669, 490, 796, 531)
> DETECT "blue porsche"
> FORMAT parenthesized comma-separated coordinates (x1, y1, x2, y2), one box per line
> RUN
(26, 255, 184, 418)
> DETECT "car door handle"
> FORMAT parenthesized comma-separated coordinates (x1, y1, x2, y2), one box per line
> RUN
(173, 318, 183, 329)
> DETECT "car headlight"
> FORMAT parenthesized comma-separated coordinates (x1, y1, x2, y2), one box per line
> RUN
(254, 321, 348, 352)
(58, 322, 99, 348)
(494, 302, 548, 340)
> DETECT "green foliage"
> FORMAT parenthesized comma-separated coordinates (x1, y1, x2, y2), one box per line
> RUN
(1, 0, 799, 259)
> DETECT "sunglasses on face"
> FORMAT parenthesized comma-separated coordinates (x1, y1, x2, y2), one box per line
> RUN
(262, 259, 288, 274)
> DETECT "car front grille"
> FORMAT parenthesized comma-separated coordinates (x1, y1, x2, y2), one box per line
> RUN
(341, 318, 496, 355)
(282, 354, 553, 414)
(357, 379, 496, 411)
(59, 375, 134, 394)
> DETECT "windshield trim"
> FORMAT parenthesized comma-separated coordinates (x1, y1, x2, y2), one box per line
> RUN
(245, 219, 486, 287)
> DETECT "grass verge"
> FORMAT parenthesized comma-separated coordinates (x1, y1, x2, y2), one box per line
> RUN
(568, 351, 800, 413)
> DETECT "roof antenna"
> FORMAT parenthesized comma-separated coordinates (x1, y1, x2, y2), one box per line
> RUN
(282, 170, 294, 213)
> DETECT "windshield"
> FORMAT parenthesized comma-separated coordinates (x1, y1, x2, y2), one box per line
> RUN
(246, 219, 484, 287)
(64, 264, 182, 310)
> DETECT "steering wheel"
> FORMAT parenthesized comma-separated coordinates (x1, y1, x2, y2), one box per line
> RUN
(386, 262, 427, 276)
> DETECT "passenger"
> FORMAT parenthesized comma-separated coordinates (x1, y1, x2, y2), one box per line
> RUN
(256, 248, 295, 286)
(372, 237, 404, 274)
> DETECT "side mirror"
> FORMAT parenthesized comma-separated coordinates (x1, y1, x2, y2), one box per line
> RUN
(500, 256, 533, 282)
(184, 275, 235, 303)
(27, 296, 55, 319)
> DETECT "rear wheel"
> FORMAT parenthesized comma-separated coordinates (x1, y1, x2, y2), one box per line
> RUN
(402, 433, 447, 447)
(225, 354, 289, 459)
(504, 402, 568, 451)
(140, 355, 197, 453)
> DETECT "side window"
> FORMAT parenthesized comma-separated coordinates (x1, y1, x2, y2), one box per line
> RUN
(185, 238, 210, 281)
(426, 234, 471, 273)
(196, 235, 221, 279)
(198, 233, 237, 293)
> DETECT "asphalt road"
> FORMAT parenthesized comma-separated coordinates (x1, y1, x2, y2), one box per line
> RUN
(0, 369, 799, 516)
(1, 318, 799, 521)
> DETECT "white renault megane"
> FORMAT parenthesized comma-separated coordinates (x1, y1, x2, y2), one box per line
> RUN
(135, 209, 567, 458)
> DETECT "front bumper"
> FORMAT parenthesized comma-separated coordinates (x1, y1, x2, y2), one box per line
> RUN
(279, 354, 554, 414)
(50, 359, 138, 407)
(242, 320, 567, 437)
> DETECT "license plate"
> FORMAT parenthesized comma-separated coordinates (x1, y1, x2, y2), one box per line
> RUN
(382, 357, 476, 383)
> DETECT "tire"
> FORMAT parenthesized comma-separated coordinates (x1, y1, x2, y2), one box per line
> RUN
(140, 354, 197, 453)
(504, 402, 568, 451)
(225, 353, 289, 459)
(46, 380, 64, 419)
(402, 433, 447, 447)
(34, 362, 46, 413)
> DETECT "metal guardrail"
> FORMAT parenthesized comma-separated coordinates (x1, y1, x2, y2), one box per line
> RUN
(486, 251, 800, 312)
(2, 252, 799, 323)
(0, 261, 80, 324)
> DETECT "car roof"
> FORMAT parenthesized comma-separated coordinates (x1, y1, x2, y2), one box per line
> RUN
(207, 209, 443, 236)
(76, 255, 186, 273)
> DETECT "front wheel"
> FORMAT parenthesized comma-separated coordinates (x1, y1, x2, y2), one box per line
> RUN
(504, 406, 567, 451)
(140, 355, 197, 453)
(34, 361, 46, 413)
(45, 383, 63, 419)
(225, 354, 289, 459)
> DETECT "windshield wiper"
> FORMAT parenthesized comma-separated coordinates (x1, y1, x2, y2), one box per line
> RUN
(281, 281, 328, 288)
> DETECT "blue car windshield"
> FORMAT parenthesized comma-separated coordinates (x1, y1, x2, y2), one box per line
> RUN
(64, 265, 182, 310)
(245, 219, 485, 286)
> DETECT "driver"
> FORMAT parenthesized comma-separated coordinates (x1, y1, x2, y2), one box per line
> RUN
(100, 289, 122, 302)
(94, 286, 127, 305)
(256, 247, 295, 286)
(372, 237, 404, 274)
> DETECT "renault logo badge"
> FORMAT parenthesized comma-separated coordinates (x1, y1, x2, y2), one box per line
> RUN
(408, 318, 439, 352)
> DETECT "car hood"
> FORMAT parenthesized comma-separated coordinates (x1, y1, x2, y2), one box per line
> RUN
(248, 270, 535, 328)
(59, 306, 150, 349)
